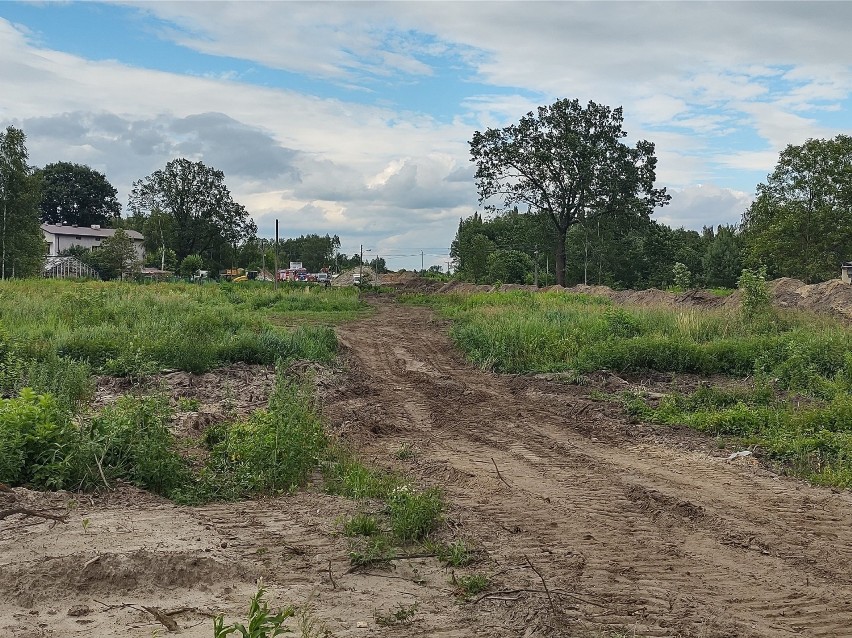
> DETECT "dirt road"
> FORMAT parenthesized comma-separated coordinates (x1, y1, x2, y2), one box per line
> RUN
(4, 298, 852, 637)
(329, 299, 852, 637)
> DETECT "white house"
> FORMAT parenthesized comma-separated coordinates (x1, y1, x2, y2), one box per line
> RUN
(41, 224, 145, 260)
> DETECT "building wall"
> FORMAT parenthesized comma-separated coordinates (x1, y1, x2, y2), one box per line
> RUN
(43, 229, 144, 260)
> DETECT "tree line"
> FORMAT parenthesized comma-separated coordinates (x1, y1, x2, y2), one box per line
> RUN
(456, 99, 852, 288)
(0, 126, 353, 280)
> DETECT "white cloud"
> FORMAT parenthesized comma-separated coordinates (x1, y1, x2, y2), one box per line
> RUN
(4, 2, 852, 269)
(657, 184, 753, 230)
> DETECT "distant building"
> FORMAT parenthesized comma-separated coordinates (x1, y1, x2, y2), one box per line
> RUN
(41, 224, 145, 260)
(842, 262, 852, 284)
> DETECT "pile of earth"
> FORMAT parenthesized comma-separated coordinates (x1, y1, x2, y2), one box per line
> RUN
(430, 277, 852, 322)
(330, 266, 377, 286)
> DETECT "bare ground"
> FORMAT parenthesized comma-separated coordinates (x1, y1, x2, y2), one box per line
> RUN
(4, 298, 852, 636)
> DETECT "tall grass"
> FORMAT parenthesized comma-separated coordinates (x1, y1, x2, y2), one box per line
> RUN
(407, 289, 852, 488)
(414, 291, 852, 395)
(0, 279, 356, 379)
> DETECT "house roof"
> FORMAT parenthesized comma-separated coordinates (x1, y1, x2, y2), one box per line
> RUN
(41, 223, 144, 240)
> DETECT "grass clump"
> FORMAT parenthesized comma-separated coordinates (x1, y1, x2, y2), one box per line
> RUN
(429, 538, 475, 567)
(456, 573, 490, 598)
(386, 483, 443, 542)
(343, 513, 381, 537)
(189, 374, 327, 502)
(348, 534, 394, 568)
(375, 603, 417, 627)
(323, 447, 400, 499)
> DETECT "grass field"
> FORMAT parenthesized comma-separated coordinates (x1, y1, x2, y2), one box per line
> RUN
(0, 279, 367, 493)
(404, 289, 852, 488)
(0, 278, 445, 556)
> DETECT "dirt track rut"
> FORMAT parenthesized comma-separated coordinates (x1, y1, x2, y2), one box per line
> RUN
(330, 299, 852, 637)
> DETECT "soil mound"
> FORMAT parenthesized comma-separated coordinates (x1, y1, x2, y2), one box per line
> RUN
(436, 276, 852, 321)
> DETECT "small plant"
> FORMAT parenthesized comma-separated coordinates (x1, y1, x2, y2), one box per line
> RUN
(349, 534, 393, 568)
(374, 602, 417, 627)
(343, 513, 380, 537)
(296, 606, 330, 638)
(323, 446, 398, 499)
(213, 583, 294, 638)
(393, 442, 415, 460)
(178, 396, 200, 411)
(429, 539, 474, 567)
(386, 484, 443, 542)
(456, 573, 490, 598)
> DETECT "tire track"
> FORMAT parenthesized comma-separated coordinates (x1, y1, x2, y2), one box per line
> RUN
(330, 300, 852, 637)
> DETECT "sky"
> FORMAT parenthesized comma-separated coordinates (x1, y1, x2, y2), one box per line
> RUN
(2, 1, 852, 271)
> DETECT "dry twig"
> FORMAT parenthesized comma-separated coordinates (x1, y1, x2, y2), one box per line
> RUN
(142, 606, 180, 632)
(328, 559, 337, 590)
(525, 555, 555, 613)
(0, 507, 67, 523)
(491, 457, 511, 488)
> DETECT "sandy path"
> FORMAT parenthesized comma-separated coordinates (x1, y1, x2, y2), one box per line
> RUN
(329, 299, 852, 637)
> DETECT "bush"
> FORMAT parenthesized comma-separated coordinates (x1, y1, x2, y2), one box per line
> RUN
(193, 375, 327, 501)
(738, 266, 772, 322)
(0, 389, 65, 487)
(387, 484, 443, 542)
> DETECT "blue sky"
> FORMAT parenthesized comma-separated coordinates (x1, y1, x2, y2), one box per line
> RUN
(2, 1, 852, 270)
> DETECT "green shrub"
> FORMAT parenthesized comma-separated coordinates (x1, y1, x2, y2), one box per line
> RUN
(0, 389, 187, 494)
(343, 513, 381, 537)
(82, 395, 188, 495)
(738, 266, 772, 322)
(193, 376, 326, 501)
(387, 484, 443, 542)
(0, 389, 64, 486)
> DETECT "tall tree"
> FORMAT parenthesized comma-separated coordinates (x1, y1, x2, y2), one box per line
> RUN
(741, 135, 852, 283)
(470, 98, 670, 286)
(0, 127, 43, 279)
(128, 159, 255, 262)
(703, 225, 743, 288)
(277, 234, 340, 272)
(36, 162, 121, 227)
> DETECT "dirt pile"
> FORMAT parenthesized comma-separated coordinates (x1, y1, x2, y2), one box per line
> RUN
(435, 277, 852, 320)
(331, 266, 376, 286)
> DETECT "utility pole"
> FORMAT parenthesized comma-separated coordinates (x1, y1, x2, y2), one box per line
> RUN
(421, 250, 424, 274)
(274, 220, 279, 291)
(359, 244, 363, 283)
(534, 247, 539, 287)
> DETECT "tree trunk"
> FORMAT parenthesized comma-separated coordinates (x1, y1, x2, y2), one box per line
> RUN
(1, 198, 6, 281)
(556, 224, 568, 286)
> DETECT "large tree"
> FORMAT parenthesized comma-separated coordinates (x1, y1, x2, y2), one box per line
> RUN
(0, 127, 43, 279)
(36, 162, 121, 227)
(741, 135, 852, 283)
(470, 99, 670, 286)
(278, 234, 341, 272)
(128, 159, 256, 262)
